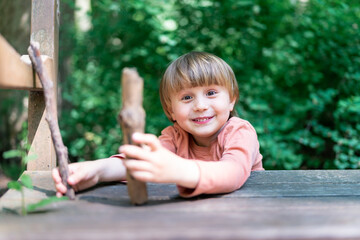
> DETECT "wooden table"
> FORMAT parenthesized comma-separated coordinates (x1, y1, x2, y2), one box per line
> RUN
(1, 170, 360, 239)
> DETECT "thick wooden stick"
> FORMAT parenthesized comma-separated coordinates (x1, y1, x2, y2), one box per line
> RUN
(28, 42, 75, 200)
(118, 68, 148, 205)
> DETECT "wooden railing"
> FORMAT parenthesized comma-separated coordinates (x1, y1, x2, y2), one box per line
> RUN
(0, 0, 59, 171)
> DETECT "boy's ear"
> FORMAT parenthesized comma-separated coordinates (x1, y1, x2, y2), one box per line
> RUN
(229, 98, 236, 111)
(169, 107, 176, 121)
(170, 112, 176, 122)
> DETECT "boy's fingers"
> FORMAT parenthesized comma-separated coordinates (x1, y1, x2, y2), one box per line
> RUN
(53, 164, 80, 186)
(130, 171, 153, 182)
(52, 168, 62, 183)
(124, 159, 153, 172)
(72, 180, 95, 192)
(67, 169, 86, 185)
(53, 163, 84, 197)
(120, 145, 155, 162)
(55, 182, 67, 194)
(132, 133, 162, 151)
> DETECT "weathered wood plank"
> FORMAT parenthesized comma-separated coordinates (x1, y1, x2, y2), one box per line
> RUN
(1, 195, 360, 240)
(1, 170, 360, 240)
(27, 0, 59, 171)
(27, 91, 57, 171)
(246, 169, 360, 184)
(230, 169, 360, 198)
(0, 34, 54, 90)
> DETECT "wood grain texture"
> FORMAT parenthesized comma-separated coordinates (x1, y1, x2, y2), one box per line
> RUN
(27, 0, 59, 171)
(1, 170, 360, 240)
(0, 35, 53, 90)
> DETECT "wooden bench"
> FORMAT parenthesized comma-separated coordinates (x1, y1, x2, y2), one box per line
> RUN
(1, 2, 360, 239)
(1, 170, 360, 239)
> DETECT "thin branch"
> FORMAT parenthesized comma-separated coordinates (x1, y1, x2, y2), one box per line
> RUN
(28, 41, 75, 200)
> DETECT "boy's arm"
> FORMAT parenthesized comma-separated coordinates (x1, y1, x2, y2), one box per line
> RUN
(53, 157, 127, 197)
(97, 157, 127, 182)
(178, 121, 263, 198)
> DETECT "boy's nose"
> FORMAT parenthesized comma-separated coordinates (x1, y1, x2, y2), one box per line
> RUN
(193, 98, 209, 111)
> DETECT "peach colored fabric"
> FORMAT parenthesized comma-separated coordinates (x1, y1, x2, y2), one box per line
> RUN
(159, 117, 263, 198)
(111, 117, 264, 198)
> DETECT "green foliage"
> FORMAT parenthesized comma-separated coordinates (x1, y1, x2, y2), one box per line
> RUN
(3, 145, 68, 215)
(26, 196, 69, 213)
(60, 0, 174, 161)
(8, 174, 33, 206)
(2, 140, 37, 179)
(7, 174, 33, 215)
(333, 96, 360, 169)
(7, 181, 22, 191)
(59, 0, 360, 169)
(0, 121, 29, 179)
(5, 176, 68, 215)
(255, 0, 360, 169)
(19, 174, 33, 189)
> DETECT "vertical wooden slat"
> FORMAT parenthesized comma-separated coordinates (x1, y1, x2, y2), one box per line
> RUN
(27, 0, 59, 170)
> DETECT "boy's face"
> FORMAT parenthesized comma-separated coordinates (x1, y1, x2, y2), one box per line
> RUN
(170, 84, 235, 147)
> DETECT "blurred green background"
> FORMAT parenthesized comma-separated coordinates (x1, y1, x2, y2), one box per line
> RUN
(1, 0, 359, 180)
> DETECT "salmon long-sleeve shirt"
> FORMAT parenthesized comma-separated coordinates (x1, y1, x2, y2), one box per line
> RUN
(158, 117, 264, 198)
(112, 117, 263, 198)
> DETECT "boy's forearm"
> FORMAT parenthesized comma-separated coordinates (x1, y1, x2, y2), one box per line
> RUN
(174, 158, 200, 189)
(97, 158, 127, 183)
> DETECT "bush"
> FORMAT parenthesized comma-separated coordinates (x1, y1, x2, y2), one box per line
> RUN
(59, 0, 360, 169)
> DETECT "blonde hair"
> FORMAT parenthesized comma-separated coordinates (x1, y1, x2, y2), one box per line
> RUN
(160, 51, 239, 121)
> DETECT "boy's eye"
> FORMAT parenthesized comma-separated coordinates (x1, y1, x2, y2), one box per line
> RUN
(181, 95, 192, 101)
(207, 90, 217, 96)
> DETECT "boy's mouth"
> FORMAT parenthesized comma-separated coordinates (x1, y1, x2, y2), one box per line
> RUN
(192, 116, 214, 124)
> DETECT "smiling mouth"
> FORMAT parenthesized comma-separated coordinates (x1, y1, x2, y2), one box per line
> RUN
(192, 116, 214, 123)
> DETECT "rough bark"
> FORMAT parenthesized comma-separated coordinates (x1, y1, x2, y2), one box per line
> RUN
(28, 42, 75, 200)
(118, 68, 148, 205)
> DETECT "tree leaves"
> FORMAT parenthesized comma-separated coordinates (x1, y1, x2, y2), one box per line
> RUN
(20, 174, 33, 189)
(58, 0, 360, 170)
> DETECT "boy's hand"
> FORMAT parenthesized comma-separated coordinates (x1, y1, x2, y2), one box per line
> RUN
(52, 161, 101, 197)
(52, 158, 127, 197)
(119, 133, 200, 189)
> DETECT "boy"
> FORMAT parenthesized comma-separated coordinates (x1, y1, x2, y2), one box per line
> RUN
(53, 52, 263, 198)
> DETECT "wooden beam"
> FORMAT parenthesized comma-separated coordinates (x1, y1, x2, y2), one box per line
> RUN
(0, 34, 54, 91)
(27, 0, 59, 171)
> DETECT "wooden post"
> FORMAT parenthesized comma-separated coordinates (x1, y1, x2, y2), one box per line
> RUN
(118, 68, 148, 205)
(27, 0, 59, 170)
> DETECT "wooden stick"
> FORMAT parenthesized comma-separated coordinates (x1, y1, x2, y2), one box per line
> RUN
(118, 68, 148, 205)
(28, 41, 75, 200)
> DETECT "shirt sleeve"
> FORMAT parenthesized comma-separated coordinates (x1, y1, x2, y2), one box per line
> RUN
(109, 153, 126, 159)
(177, 120, 263, 198)
(158, 125, 178, 153)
